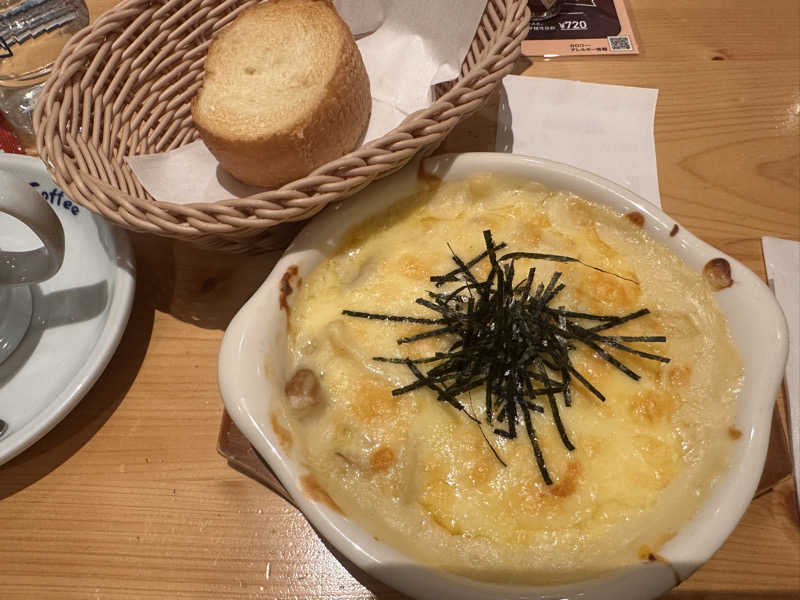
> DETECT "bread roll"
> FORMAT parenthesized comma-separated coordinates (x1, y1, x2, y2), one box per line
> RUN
(192, 0, 371, 188)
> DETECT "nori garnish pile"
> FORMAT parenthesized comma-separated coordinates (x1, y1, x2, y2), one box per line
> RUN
(343, 230, 669, 485)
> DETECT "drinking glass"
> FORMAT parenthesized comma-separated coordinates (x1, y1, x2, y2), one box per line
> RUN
(0, 0, 88, 148)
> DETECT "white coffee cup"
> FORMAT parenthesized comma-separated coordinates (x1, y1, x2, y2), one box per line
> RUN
(0, 168, 65, 364)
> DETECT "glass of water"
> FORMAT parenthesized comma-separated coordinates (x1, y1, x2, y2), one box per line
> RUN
(0, 0, 88, 148)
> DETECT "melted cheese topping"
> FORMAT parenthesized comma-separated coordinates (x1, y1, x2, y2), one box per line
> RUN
(283, 174, 743, 584)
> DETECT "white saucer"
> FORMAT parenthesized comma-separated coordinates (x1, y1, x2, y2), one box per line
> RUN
(0, 153, 135, 465)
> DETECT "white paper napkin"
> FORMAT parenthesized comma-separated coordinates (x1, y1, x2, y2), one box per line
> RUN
(762, 236, 800, 503)
(126, 0, 487, 205)
(495, 75, 661, 207)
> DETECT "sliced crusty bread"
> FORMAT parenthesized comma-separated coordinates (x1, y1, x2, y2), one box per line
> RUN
(192, 0, 371, 188)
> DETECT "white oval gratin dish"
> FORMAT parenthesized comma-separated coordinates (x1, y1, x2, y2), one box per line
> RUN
(218, 153, 789, 600)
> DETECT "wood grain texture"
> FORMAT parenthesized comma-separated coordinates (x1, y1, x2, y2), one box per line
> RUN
(0, 0, 798, 598)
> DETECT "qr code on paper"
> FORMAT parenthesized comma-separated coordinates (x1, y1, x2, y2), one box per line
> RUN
(607, 35, 633, 52)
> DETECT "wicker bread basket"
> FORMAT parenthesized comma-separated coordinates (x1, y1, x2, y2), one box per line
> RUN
(35, 0, 530, 253)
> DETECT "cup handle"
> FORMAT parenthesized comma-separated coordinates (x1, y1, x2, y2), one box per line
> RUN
(0, 170, 65, 285)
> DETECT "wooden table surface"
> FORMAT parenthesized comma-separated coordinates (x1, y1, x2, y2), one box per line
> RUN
(1, 1, 799, 598)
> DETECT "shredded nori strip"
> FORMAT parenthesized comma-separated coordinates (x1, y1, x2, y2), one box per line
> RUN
(343, 230, 669, 485)
(499, 252, 640, 284)
(341, 310, 445, 325)
(430, 242, 507, 286)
